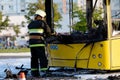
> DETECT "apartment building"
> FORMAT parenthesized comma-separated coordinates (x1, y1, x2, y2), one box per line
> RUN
(0, 0, 38, 25)
(0, 0, 38, 36)
(77, 0, 103, 9)
(0, 0, 38, 15)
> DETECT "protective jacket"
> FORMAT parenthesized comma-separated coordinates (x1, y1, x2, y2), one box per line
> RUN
(28, 20, 51, 47)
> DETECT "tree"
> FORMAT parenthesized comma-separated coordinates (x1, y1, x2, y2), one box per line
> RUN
(72, 6, 103, 32)
(0, 11, 20, 37)
(24, 1, 44, 23)
(13, 25, 20, 36)
(0, 12, 10, 30)
(53, 3, 62, 28)
(0, 12, 2, 27)
(72, 9, 87, 32)
(1, 16, 9, 28)
(21, 21, 25, 27)
(25, 0, 62, 28)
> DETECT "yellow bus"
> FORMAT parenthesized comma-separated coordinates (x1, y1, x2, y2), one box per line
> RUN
(46, 0, 120, 71)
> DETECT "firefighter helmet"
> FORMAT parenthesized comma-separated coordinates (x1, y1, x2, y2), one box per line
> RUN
(35, 10, 46, 17)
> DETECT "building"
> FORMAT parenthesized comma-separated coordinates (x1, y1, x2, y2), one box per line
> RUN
(77, 0, 86, 9)
(0, 0, 38, 15)
(0, 0, 38, 36)
(77, 0, 103, 9)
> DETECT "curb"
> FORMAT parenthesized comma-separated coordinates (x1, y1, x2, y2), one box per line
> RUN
(0, 52, 31, 59)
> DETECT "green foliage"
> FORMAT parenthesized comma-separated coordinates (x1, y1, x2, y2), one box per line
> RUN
(0, 12, 10, 30)
(13, 25, 20, 36)
(72, 9, 87, 32)
(72, 6, 103, 32)
(0, 12, 2, 24)
(92, 8, 103, 27)
(25, 0, 45, 23)
(1, 16, 10, 27)
(53, 3, 62, 28)
(93, 8, 103, 20)
(0, 12, 20, 35)
(0, 12, 4, 29)
(25, 0, 62, 28)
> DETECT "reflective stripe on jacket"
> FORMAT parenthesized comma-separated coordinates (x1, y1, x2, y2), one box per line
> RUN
(29, 44, 45, 47)
(28, 20, 51, 47)
(31, 68, 48, 71)
(29, 29, 44, 34)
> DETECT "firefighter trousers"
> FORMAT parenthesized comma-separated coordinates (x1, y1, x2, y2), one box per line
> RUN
(30, 46, 48, 77)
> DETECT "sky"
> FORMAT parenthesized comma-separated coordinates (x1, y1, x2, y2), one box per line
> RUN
(55, 13, 70, 33)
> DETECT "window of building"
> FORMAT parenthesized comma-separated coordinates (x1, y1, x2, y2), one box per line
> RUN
(9, 5, 13, 11)
(1, 5, 4, 10)
(20, 0, 25, 13)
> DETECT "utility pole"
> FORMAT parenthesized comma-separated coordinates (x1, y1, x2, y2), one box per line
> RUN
(69, 0, 73, 33)
(86, 0, 93, 31)
(45, 0, 54, 33)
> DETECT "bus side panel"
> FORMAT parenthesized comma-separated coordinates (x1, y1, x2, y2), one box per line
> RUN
(48, 44, 87, 59)
(76, 41, 111, 70)
(87, 41, 111, 70)
(47, 41, 111, 70)
(111, 38, 120, 70)
(47, 43, 89, 67)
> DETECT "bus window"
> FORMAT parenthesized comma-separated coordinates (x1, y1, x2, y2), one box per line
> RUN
(111, 0, 120, 36)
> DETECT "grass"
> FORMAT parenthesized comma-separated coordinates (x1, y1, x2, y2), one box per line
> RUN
(0, 48, 30, 53)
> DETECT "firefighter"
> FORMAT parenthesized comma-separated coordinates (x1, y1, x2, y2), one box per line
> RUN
(28, 9, 51, 77)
